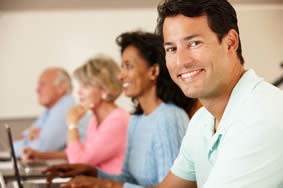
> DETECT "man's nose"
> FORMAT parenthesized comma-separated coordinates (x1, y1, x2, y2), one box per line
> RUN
(176, 47, 193, 67)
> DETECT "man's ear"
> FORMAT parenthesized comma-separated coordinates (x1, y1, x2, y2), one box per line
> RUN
(57, 82, 67, 95)
(148, 64, 160, 81)
(224, 29, 239, 52)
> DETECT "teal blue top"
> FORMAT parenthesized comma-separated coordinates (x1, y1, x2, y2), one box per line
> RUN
(98, 103, 189, 188)
(172, 69, 283, 188)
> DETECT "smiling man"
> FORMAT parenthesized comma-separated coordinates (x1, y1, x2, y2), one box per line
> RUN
(155, 0, 283, 187)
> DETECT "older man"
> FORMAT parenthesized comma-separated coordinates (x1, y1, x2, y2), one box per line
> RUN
(13, 67, 88, 157)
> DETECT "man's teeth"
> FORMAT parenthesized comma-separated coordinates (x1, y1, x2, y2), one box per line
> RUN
(123, 83, 130, 87)
(181, 70, 200, 78)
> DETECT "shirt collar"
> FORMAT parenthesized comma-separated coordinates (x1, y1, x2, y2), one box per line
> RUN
(205, 69, 263, 161)
(217, 69, 264, 133)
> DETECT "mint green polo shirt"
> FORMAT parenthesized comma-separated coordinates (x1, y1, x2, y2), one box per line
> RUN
(171, 69, 283, 188)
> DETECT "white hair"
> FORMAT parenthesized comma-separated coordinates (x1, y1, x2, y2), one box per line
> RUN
(53, 68, 73, 95)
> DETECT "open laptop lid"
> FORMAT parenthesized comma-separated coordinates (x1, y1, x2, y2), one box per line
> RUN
(0, 173, 6, 188)
(6, 125, 69, 188)
(0, 125, 9, 151)
(6, 125, 23, 188)
(0, 125, 11, 161)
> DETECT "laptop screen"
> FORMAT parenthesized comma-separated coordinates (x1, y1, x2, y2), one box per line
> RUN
(6, 125, 23, 188)
(0, 125, 9, 151)
(5, 125, 68, 188)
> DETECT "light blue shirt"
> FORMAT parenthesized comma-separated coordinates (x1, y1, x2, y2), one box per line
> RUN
(98, 103, 189, 188)
(172, 69, 283, 188)
(13, 95, 90, 157)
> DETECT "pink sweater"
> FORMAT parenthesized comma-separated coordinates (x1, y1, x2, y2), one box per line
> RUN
(65, 107, 130, 174)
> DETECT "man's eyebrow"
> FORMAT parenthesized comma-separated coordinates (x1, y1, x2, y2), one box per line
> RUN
(183, 34, 200, 41)
(164, 34, 200, 46)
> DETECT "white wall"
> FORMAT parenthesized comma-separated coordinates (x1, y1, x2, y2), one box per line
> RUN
(0, 4, 282, 118)
(236, 5, 283, 85)
(0, 9, 158, 118)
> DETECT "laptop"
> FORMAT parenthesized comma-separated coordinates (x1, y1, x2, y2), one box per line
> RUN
(6, 125, 69, 188)
(0, 125, 11, 162)
(0, 173, 7, 188)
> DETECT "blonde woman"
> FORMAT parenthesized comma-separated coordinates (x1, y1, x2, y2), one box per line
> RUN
(43, 31, 199, 188)
(22, 55, 130, 175)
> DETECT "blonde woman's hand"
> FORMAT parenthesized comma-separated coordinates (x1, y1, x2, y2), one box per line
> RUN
(67, 105, 88, 126)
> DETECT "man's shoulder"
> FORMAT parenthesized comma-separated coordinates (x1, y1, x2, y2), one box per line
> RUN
(52, 95, 76, 110)
(58, 95, 76, 105)
(244, 70, 283, 105)
(228, 70, 283, 123)
(223, 80, 283, 137)
(243, 80, 283, 118)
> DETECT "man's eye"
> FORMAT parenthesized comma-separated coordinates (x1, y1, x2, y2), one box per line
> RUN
(165, 47, 176, 53)
(190, 41, 202, 47)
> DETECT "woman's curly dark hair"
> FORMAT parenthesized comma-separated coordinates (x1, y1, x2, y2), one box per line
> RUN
(116, 31, 196, 115)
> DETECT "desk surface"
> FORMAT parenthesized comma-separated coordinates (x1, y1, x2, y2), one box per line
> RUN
(0, 159, 66, 182)
(0, 162, 47, 182)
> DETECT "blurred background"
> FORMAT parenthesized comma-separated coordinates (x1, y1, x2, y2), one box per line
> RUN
(0, 0, 282, 120)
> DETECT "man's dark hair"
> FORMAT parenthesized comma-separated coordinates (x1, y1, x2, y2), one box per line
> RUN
(156, 0, 245, 65)
(116, 31, 196, 115)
